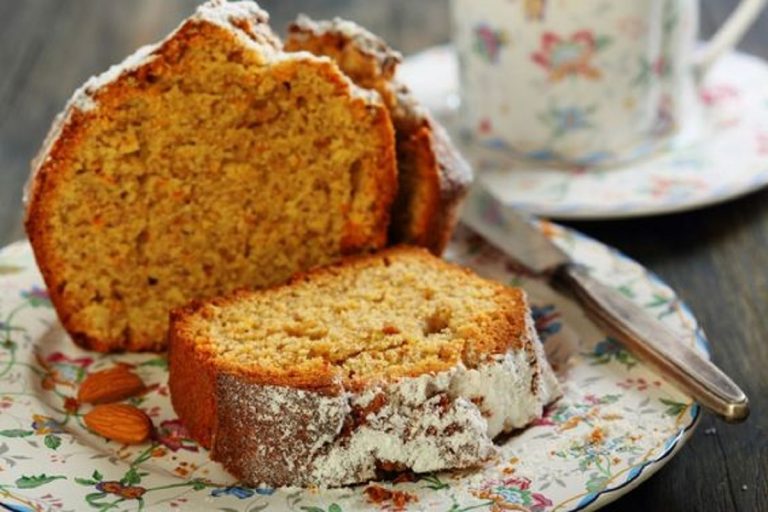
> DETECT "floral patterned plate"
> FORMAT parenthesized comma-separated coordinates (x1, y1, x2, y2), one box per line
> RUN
(400, 46, 768, 220)
(0, 223, 706, 512)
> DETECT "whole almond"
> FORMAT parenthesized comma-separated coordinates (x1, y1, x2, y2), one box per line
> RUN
(77, 367, 146, 404)
(84, 404, 152, 444)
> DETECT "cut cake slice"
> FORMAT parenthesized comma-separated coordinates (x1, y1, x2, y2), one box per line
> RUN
(25, 1, 397, 352)
(169, 246, 560, 487)
(285, 16, 473, 255)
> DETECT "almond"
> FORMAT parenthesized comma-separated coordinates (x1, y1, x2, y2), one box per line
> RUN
(77, 366, 146, 404)
(84, 404, 152, 444)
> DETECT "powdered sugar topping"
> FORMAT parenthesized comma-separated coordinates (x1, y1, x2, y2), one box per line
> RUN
(214, 327, 561, 487)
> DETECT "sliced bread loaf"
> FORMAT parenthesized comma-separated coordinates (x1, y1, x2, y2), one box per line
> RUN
(25, 1, 397, 352)
(286, 17, 473, 255)
(169, 246, 560, 487)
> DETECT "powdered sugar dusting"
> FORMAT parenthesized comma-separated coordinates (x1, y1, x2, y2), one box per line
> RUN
(289, 15, 403, 74)
(451, 310, 560, 438)
(309, 370, 494, 486)
(214, 373, 350, 485)
(214, 327, 560, 488)
(193, 0, 269, 29)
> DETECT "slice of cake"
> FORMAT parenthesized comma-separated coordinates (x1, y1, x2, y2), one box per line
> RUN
(24, 1, 397, 352)
(286, 17, 473, 255)
(169, 247, 560, 487)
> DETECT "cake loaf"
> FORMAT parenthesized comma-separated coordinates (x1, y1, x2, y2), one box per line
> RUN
(169, 247, 560, 487)
(24, 1, 397, 352)
(286, 16, 473, 255)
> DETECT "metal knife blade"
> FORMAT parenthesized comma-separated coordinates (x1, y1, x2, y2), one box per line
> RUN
(460, 186, 569, 274)
(460, 185, 749, 422)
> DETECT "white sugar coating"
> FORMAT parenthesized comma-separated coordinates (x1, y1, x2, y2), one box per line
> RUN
(214, 318, 561, 488)
(309, 343, 560, 486)
(451, 314, 558, 437)
(193, 0, 271, 29)
(451, 350, 540, 438)
(256, 383, 351, 462)
(310, 394, 492, 485)
(290, 15, 403, 68)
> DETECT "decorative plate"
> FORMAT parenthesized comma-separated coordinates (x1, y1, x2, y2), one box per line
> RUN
(0, 224, 705, 512)
(399, 46, 768, 220)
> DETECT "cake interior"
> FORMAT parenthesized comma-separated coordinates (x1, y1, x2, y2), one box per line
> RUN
(182, 249, 526, 389)
(285, 21, 440, 250)
(41, 22, 390, 349)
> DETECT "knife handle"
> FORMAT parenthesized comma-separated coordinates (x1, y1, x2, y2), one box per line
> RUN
(555, 264, 749, 422)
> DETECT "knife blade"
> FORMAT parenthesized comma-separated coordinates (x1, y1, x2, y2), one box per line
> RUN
(460, 185, 749, 422)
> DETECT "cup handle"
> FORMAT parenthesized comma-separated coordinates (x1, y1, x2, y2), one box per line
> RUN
(694, 0, 767, 79)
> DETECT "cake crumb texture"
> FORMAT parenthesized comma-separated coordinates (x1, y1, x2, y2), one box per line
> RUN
(169, 246, 561, 486)
(24, 1, 397, 352)
(286, 16, 472, 255)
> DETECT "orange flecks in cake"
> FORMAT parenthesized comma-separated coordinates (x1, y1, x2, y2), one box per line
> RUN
(174, 248, 528, 391)
(28, 12, 395, 352)
(382, 324, 400, 335)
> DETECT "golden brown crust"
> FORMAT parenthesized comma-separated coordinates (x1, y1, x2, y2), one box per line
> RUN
(285, 16, 473, 256)
(388, 93, 473, 254)
(167, 311, 218, 448)
(169, 246, 530, 447)
(286, 16, 401, 106)
(25, 3, 396, 353)
(402, 102, 473, 253)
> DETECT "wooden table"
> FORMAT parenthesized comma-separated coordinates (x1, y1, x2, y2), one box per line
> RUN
(1, 2, 765, 510)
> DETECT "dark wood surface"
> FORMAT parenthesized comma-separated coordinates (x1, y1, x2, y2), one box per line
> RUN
(0, 1, 766, 510)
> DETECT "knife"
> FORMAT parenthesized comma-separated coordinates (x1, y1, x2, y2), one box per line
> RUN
(460, 185, 749, 422)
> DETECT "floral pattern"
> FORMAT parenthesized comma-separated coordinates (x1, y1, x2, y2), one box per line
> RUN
(538, 104, 597, 139)
(0, 221, 705, 511)
(154, 419, 198, 452)
(531, 31, 611, 82)
(473, 23, 508, 63)
(523, 0, 547, 21)
(447, 0, 760, 172)
(438, 49, 768, 219)
(585, 338, 638, 369)
(531, 304, 562, 342)
(473, 476, 552, 511)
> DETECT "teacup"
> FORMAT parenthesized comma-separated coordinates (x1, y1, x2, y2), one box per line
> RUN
(452, 0, 766, 167)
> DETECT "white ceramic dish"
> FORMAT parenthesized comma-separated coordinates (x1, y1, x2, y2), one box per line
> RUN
(400, 46, 768, 220)
(0, 222, 705, 511)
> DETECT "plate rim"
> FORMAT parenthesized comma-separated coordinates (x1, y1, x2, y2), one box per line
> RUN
(0, 228, 708, 511)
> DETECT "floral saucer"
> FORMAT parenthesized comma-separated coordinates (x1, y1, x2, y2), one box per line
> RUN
(0, 222, 706, 511)
(399, 46, 768, 219)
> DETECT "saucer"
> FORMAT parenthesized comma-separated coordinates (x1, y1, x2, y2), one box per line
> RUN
(399, 46, 768, 220)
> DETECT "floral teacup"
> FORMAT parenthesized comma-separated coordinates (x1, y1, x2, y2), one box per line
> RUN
(452, 0, 766, 167)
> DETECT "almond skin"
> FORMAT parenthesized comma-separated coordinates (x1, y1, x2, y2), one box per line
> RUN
(77, 366, 146, 404)
(84, 404, 152, 444)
